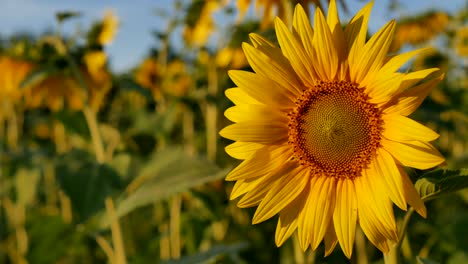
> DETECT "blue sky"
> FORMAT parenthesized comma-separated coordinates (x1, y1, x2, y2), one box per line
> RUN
(0, 0, 464, 72)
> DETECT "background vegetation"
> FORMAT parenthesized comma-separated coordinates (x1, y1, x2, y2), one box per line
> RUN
(0, 0, 467, 263)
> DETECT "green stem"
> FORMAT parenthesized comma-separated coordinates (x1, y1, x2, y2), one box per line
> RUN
(383, 244, 399, 264)
(82, 106, 106, 163)
(384, 207, 415, 264)
(64, 47, 106, 163)
(206, 59, 218, 161)
(397, 207, 415, 249)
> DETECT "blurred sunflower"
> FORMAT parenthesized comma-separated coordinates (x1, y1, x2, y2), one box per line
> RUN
(161, 59, 192, 97)
(391, 11, 449, 52)
(24, 51, 112, 112)
(455, 26, 468, 56)
(0, 56, 34, 106)
(216, 47, 248, 69)
(220, 0, 445, 257)
(97, 10, 119, 46)
(83, 51, 113, 111)
(24, 74, 84, 111)
(135, 57, 162, 101)
(184, 0, 223, 47)
(237, 0, 330, 28)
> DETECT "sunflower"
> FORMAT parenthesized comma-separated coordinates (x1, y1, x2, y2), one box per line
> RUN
(237, 0, 322, 28)
(97, 10, 119, 46)
(455, 26, 468, 57)
(220, 0, 445, 258)
(0, 56, 34, 105)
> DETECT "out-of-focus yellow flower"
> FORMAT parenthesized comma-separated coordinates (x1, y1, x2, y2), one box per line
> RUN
(24, 56, 112, 112)
(216, 47, 247, 69)
(0, 56, 34, 105)
(98, 10, 119, 45)
(33, 122, 52, 139)
(84, 51, 107, 79)
(135, 58, 162, 101)
(184, 0, 224, 46)
(83, 67, 112, 112)
(162, 60, 192, 97)
(455, 26, 468, 56)
(24, 75, 85, 112)
(391, 12, 449, 51)
(413, 47, 448, 73)
(236, 0, 320, 28)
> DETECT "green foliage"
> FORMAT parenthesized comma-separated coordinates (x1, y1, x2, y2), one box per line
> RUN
(55, 150, 122, 221)
(113, 148, 229, 220)
(0, 0, 467, 264)
(415, 169, 468, 201)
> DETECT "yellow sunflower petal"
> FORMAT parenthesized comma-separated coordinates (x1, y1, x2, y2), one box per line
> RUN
(248, 33, 295, 74)
(395, 68, 440, 95)
(362, 165, 398, 239)
(327, 0, 346, 61)
(324, 221, 338, 257)
(382, 139, 445, 170)
(237, 161, 296, 208)
(225, 141, 263, 160)
(383, 114, 439, 142)
(346, 1, 373, 62)
(354, 176, 394, 252)
(226, 145, 292, 181)
(367, 72, 404, 105)
(333, 178, 357, 259)
(253, 167, 309, 224)
(230, 176, 263, 200)
(398, 166, 427, 218)
(225, 88, 261, 105)
(242, 42, 302, 94)
(275, 185, 309, 246)
(292, 5, 314, 58)
(378, 48, 430, 77)
(225, 104, 288, 123)
(219, 121, 288, 144)
(351, 20, 396, 85)
(275, 17, 316, 88)
(299, 176, 336, 251)
(313, 8, 339, 80)
(384, 72, 444, 116)
(374, 148, 407, 210)
(228, 70, 296, 107)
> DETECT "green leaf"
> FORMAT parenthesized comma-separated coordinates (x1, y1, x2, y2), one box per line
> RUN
(55, 150, 122, 222)
(416, 256, 440, 264)
(415, 168, 468, 202)
(55, 11, 81, 23)
(160, 242, 248, 264)
(20, 66, 60, 89)
(110, 148, 230, 221)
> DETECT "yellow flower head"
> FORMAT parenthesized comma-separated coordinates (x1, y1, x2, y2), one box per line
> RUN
(220, 0, 445, 258)
(135, 58, 162, 101)
(184, 1, 222, 46)
(162, 60, 192, 97)
(455, 26, 468, 56)
(237, 0, 321, 28)
(0, 56, 34, 104)
(98, 10, 119, 45)
(391, 11, 449, 51)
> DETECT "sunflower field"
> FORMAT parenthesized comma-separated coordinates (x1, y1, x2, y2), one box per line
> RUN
(0, 0, 467, 263)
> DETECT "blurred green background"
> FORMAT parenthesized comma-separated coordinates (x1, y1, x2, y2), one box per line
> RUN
(0, 0, 467, 263)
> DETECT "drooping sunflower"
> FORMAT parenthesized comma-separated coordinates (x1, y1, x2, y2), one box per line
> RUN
(220, 0, 445, 258)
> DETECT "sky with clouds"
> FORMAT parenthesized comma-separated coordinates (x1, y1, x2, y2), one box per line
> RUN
(0, 0, 464, 72)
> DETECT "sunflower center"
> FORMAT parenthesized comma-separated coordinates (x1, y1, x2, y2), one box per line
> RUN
(288, 81, 382, 179)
